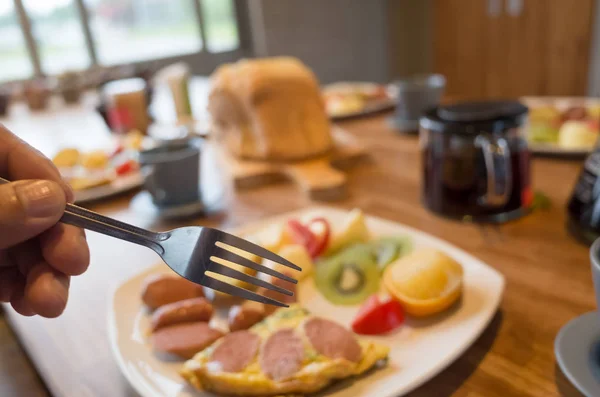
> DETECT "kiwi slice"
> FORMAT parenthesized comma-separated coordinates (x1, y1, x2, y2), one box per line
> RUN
(372, 236, 413, 271)
(315, 244, 380, 305)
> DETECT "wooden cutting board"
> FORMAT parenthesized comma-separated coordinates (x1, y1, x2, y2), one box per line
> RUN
(220, 127, 368, 201)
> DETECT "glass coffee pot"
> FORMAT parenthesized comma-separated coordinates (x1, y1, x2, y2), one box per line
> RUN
(420, 101, 532, 223)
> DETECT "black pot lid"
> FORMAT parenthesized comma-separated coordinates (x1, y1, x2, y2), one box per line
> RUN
(438, 101, 528, 122)
(421, 100, 529, 134)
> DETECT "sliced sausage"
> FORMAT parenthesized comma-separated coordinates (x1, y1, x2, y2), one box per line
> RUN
(150, 297, 213, 331)
(150, 322, 223, 359)
(228, 301, 266, 332)
(303, 317, 362, 363)
(208, 331, 261, 373)
(256, 275, 297, 316)
(562, 106, 587, 121)
(141, 274, 204, 310)
(260, 328, 305, 381)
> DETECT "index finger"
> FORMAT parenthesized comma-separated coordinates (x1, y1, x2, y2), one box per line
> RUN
(0, 124, 74, 202)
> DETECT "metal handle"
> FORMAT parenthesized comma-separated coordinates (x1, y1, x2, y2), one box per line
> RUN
(0, 177, 166, 254)
(475, 135, 513, 207)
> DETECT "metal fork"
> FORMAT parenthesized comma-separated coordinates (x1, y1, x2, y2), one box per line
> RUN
(0, 177, 300, 307)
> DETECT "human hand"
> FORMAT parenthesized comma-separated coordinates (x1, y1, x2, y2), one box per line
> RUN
(0, 125, 89, 318)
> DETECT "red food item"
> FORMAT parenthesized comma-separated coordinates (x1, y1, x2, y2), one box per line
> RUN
(115, 159, 137, 176)
(286, 219, 316, 248)
(108, 107, 133, 132)
(285, 217, 331, 259)
(306, 217, 330, 258)
(521, 187, 534, 208)
(351, 295, 405, 335)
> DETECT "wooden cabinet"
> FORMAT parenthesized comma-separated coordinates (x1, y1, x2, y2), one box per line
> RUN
(433, 0, 595, 99)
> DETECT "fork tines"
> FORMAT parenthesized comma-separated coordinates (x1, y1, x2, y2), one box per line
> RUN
(201, 275, 288, 307)
(204, 229, 301, 307)
(215, 230, 302, 273)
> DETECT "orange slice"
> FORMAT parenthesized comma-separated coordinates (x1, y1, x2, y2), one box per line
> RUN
(383, 248, 463, 317)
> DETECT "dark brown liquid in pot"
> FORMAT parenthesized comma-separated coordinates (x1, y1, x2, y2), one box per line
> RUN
(422, 131, 531, 219)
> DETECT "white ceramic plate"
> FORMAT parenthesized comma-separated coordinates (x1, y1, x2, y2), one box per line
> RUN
(74, 171, 144, 204)
(323, 82, 396, 120)
(527, 143, 591, 158)
(520, 96, 599, 158)
(108, 206, 505, 397)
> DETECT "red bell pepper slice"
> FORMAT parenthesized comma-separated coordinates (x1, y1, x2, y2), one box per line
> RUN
(285, 217, 331, 259)
(351, 295, 405, 335)
(115, 159, 137, 176)
(305, 217, 330, 258)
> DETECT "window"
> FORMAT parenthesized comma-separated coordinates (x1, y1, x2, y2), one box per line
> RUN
(0, 2, 33, 81)
(23, 0, 91, 74)
(0, 0, 248, 83)
(201, 0, 239, 53)
(86, 0, 203, 65)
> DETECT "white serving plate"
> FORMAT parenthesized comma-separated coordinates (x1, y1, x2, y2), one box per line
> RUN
(527, 143, 591, 158)
(520, 96, 599, 158)
(108, 206, 505, 397)
(323, 82, 396, 120)
(74, 171, 144, 204)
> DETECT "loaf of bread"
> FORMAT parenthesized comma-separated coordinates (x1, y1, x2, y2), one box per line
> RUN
(207, 57, 333, 161)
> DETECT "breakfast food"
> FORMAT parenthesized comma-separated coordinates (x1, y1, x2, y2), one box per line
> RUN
(323, 208, 370, 255)
(151, 322, 224, 359)
(80, 150, 110, 169)
(524, 98, 600, 150)
(207, 56, 334, 161)
(351, 295, 405, 335)
(558, 120, 598, 149)
(51, 130, 144, 195)
(141, 274, 205, 310)
(150, 297, 213, 331)
(261, 244, 312, 283)
(372, 236, 413, 271)
(134, 209, 471, 396)
(180, 305, 389, 396)
(53, 148, 80, 168)
(322, 82, 391, 118)
(383, 248, 463, 317)
(228, 301, 266, 332)
(315, 244, 381, 305)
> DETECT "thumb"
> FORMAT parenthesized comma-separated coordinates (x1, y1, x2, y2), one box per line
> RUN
(0, 180, 66, 249)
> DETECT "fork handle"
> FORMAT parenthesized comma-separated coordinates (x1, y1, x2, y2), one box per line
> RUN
(0, 177, 166, 254)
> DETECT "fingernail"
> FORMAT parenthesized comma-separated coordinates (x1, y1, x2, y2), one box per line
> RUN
(15, 180, 65, 218)
(61, 179, 75, 203)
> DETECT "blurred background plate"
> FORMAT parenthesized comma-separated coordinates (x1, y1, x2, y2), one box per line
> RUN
(323, 81, 396, 120)
(520, 96, 600, 157)
(526, 143, 592, 158)
(74, 171, 144, 204)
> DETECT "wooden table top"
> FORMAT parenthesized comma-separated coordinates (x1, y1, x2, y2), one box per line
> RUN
(0, 104, 594, 396)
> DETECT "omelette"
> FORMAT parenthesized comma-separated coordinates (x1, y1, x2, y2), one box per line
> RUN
(180, 305, 389, 396)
